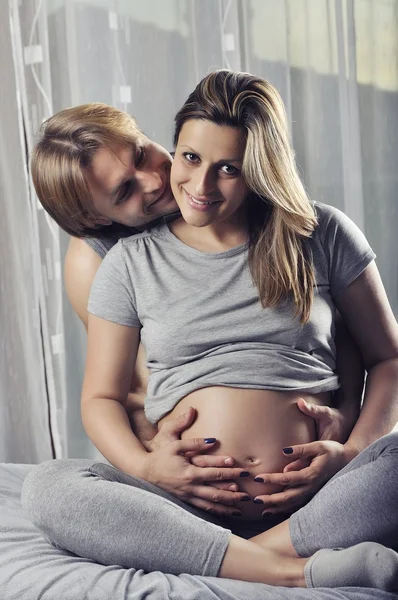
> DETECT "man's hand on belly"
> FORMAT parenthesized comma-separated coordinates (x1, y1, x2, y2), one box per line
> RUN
(296, 398, 356, 444)
(142, 407, 251, 516)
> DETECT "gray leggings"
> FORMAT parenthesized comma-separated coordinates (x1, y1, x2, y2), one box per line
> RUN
(22, 433, 398, 578)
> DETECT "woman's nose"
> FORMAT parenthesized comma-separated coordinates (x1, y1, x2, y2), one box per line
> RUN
(194, 170, 215, 197)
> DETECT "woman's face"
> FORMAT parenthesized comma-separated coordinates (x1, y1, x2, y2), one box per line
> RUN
(170, 120, 249, 230)
(85, 136, 177, 229)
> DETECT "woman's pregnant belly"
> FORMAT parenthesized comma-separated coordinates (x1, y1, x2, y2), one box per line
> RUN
(159, 386, 331, 519)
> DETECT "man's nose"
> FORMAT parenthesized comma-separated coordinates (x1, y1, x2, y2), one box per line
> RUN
(138, 170, 163, 194)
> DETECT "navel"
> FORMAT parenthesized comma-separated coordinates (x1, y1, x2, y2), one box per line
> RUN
(245, 456, 261, 466)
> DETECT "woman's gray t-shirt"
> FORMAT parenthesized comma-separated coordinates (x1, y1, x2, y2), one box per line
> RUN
(88, 202, 376, 424)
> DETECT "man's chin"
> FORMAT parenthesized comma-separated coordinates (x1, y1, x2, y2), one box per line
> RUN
(151, 199, 179, 219)
(134, 208, 179, 230)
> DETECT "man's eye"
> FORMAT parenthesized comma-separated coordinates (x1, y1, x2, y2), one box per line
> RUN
(183, 152, 199, 163)
(117, 181, 134, 204)
(135, 146, 145, 167)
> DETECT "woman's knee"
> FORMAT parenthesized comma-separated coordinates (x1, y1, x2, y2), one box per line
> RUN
(89, 461, 135, 484)
(21, 459, 94, 525)
(370, 431, 398, 457)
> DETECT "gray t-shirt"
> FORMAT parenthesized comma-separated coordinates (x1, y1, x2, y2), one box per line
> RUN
(88, 202, 376, 424)
(84, 234, 121, 258)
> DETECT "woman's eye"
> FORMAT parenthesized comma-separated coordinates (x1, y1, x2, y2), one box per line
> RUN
(183, 152, 199, 163)
(221, 164, 238, 175)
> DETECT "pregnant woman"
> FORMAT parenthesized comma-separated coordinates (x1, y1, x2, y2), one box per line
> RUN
(24, 70, 398, 591)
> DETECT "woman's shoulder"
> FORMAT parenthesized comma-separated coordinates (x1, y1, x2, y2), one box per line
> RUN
(313, 201, 367, 243)
(311, 201, 375, 295)
(118, 222, 169, 251)
(98, 223, 170, 270)
(313, 201, 349, 227)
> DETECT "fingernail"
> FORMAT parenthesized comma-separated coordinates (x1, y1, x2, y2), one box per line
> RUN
(224, 457, 234, 466)
(254, 477, 264, 483)
(283, 447, 293, 454)
(253, 498, 264, 504)
(240, 496, 251, 502)
(240, 471, 250, 478)
(232, 511, 242, 517)
(204, 438, 216, 444)
(228, 484, 238, 491)
(262, 511, 273, 519)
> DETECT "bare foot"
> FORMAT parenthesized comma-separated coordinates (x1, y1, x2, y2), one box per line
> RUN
(219, 534, 307, 586)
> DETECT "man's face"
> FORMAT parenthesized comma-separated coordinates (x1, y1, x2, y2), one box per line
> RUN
(85, 137, 178, 229)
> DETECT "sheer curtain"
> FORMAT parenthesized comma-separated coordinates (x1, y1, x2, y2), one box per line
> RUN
(2, 0, 397, 462)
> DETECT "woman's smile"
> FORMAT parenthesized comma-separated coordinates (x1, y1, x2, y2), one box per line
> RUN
(184, 188, 222, 212)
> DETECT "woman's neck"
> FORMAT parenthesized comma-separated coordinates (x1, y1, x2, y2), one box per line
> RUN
(169, 218, 249, 253)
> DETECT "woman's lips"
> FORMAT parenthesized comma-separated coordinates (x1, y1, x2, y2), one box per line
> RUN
(184, 189, 221, 212)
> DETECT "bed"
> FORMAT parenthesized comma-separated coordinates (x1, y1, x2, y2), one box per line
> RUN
(0, 462, 394, 600)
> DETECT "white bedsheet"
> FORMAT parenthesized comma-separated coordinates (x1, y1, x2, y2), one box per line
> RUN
(0, 462, 394, 600)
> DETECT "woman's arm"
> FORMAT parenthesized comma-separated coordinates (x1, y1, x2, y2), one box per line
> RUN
(64, 237, 156, 440)
(82, 313, 250, 513)
(335, 261, 398, 458)
(251, 261, 398, 512)
(81, 315, 150, 473)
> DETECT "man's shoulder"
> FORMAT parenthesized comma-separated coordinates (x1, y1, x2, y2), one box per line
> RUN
(84, 217, 174, 257)
(83, 235, 118, 258)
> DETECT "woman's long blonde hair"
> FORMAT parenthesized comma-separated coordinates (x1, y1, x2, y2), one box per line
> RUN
(174, 70, 317, 323)
(31, 103, 141, 238)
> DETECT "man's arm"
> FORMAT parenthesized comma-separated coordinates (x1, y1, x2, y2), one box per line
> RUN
(64, 237, 157, 441)
(328, 310, 363, 440)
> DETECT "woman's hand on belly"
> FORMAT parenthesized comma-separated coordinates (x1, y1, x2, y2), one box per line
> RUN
(143, 407, 252, 516)
(251, 439, 349, 517)
(249, 400, 356, 516)
(163, 387, 328, 519)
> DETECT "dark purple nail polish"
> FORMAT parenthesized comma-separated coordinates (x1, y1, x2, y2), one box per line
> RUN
(240, 496, 251, 502)
(283, 447, 293, 454)
(240, 471, 250, 478)
(232, 511, 242, 517)
(204, 438, 216, 444)
(254, 477, 264, 483)
(253, 498, 264, 504)
(262, 511, 273, 519)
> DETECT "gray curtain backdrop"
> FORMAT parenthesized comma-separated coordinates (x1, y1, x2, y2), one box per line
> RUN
(1, 0, 397, 462)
